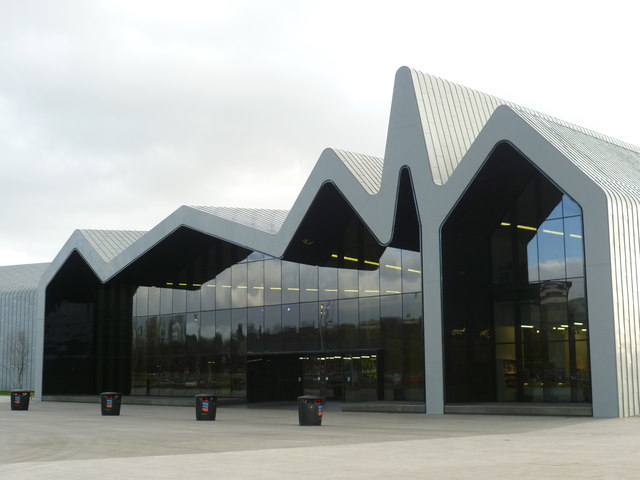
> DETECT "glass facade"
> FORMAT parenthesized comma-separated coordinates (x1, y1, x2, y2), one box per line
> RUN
(130, 247, 424, 403)
(442, 142, 591, 404)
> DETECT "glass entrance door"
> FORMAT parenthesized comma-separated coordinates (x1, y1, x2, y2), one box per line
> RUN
(301, 353, 378, 402)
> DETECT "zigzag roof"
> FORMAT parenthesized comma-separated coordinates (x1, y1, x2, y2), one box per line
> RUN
(39, 67, 640, 289)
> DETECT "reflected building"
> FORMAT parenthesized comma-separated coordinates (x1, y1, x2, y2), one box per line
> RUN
(6, 66, 639, 418)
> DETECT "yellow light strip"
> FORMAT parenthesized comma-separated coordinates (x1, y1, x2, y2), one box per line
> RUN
(570, 234, 583, 239)
(287, 287, 300, 291)
(192, 284, 201, 287)
(542, 229, 564, 236)
(521, 325, 534, 328)
(385, 264, 402, 270)
(253, 286, 264, 290)
(331, 254, 338, 258)
(206, 284, 215, 288)
(574, 322, 584, 326)
(344, 289, 358, 293)
(407, 268, 422, 274)
(344, 256, 358, 262)
(386, 290, 401, 294)
(517, 225, 537, 231)
(237, 285, 247, 289)
(166, 282, 173, 286)
(305, 288, 319, 292)
(364, 290, 380, 293)
(364, 260, 380, 266)
(500, 222, 511, 226)
(270, 287, 282, 290)
(324, 289, 338, 292)
(221, 285, 231, 288)
(178, 283, 187, 286)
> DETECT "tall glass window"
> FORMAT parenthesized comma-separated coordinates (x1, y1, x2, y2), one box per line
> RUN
(442, 143, 590, 404)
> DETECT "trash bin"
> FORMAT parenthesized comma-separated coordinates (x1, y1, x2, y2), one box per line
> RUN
(297, 395, 323, 426)
(100, 392, 122, 416)
(10, 390, 31, 411)
(195, 394, 217, 421)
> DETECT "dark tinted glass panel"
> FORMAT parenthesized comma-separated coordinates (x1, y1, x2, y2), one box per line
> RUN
(264, 260, 281, 306)
(300, 264, 319, 302)
(247, 261, 264, 307)
(564, 216, 584, 278)
(339, 269, 358, 299)
(299, 302, 320, 351)
(172, 289, 186, 314)
(264, 305, 281, 351)
(359, 268, 379, 297)
(282, 262, 300, 304)
(319, 267, 338, 301)
(199, 311, 215, 356)
(338, 298, 358, 349)
(161, 288, 172, 314)
(186, 290, 200, 313)
(216, 310, 231, 355)
(201, 282, 216, 310)
(320, 300, 338, 350)
(231, 308, 247, 356)
(231, 263, 248, 308)
(402, 249, 422, 293)
(148, 287, 160, 315)
(247, 306, 264, 353)
(538, 219, 566, 280)
(281, 304, 300, 351)
(136, 287, 148, 316)
(359, 296, 380, 349)
(215, 269, 231, 310)
(380, 248, 402, 294)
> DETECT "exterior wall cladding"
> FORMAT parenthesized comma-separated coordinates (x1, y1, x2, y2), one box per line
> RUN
(2, 67, 640, 418)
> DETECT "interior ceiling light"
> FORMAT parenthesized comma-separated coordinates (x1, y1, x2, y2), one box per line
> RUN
(364, 260, 380, 266)
(344, 256, 358, 262)
(407, 268, 422, 274)
(385, 264, 402, 270)
(500, 222, 511, 226)
(517, 225, 537, 231)
(542, 229, 564, 236)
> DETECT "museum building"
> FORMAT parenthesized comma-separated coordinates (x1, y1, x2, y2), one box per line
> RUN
(3, 67, 640, 418)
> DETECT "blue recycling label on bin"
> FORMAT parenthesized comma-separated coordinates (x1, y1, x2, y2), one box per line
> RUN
(15, 395, 21, 404)
(106, 398, 113, 408)
(202, 401, 209, 413)
(317, 404, 323, 416)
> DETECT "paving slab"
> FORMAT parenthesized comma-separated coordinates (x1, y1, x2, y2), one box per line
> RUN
(1, 398, 640, 479)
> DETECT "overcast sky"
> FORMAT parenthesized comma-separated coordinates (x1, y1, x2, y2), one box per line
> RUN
(1, 0, 638, 266)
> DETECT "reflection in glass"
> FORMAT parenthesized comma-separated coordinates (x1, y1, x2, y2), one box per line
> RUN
(231, 263, 248, 309)
(215, 269, 231, 310)
(442, 145, 589, 404)
(130, 245, 424, 403)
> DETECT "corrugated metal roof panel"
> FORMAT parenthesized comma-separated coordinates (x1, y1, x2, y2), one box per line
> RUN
(333, 150, 384, 195)
(189, 206, 289, 234)
(0, 263, 49, 291)
(79, 230, 147, 262)
(411, 69, 640, 186)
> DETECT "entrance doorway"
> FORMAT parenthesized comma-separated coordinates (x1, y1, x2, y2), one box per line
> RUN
(246, 352, 381, 403)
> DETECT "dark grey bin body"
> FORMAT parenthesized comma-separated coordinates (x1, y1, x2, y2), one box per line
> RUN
(100, 392, 122, 416)
(10, 390, 31, 411)
(195, 394, 217, 420)
(298, 395, 323, 425)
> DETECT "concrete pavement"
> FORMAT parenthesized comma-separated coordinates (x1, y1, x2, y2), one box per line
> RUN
(2, 397, 640, 479)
